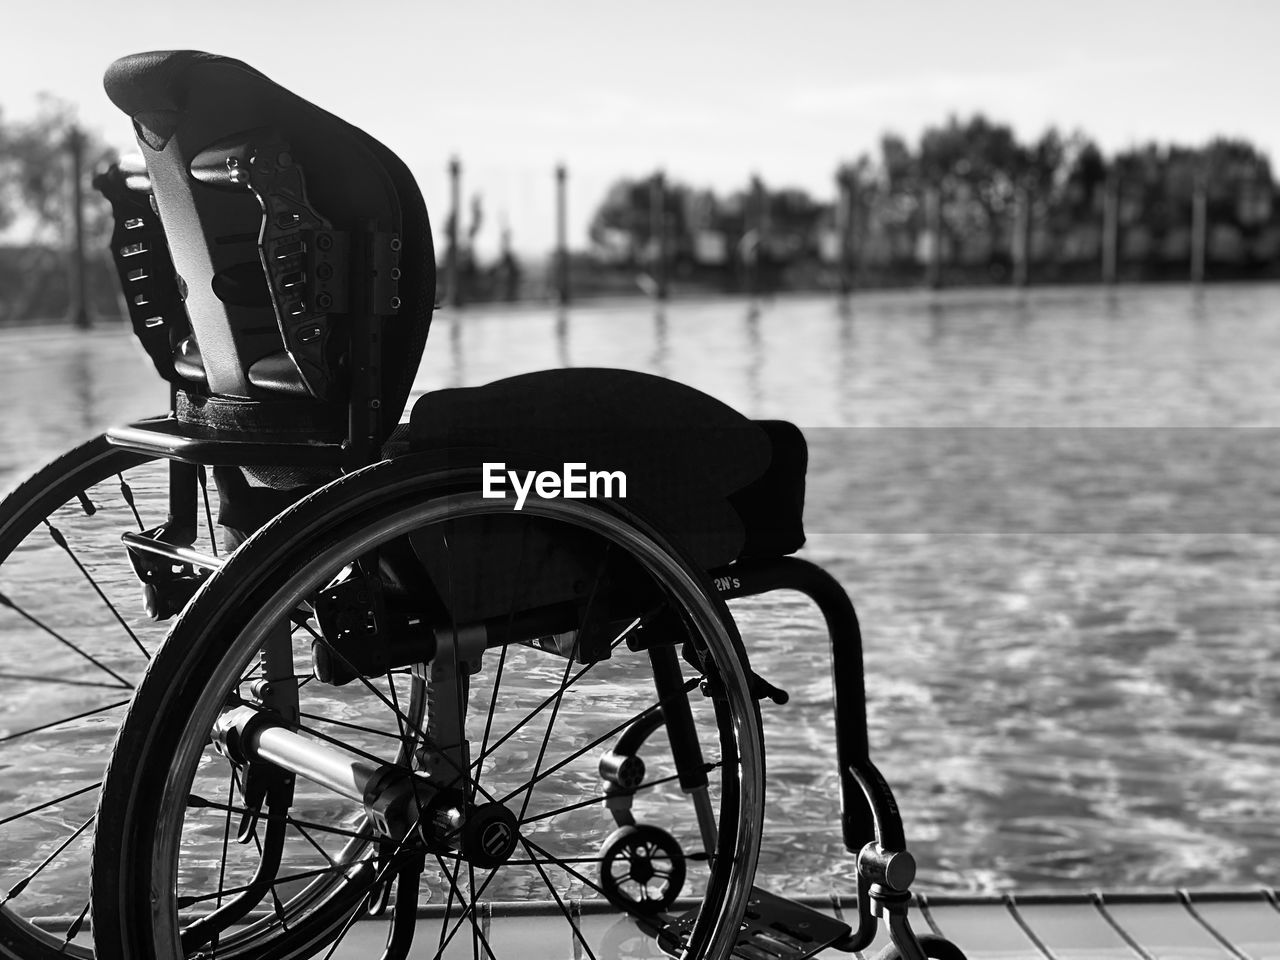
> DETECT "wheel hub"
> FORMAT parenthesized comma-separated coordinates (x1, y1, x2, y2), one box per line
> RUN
(630, 857, 656, 884)
(461, 802, 520, 867)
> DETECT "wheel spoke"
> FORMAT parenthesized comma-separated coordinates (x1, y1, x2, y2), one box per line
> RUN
(0, 781, 100, 828)
(178, 865, 342, 907)
(290, 821, 338, 867)
(519, 836, 599, 960)
(474, 521, 532, 798)
(519, 765, 716, 825)
(296, 709, 405, 742)
(470, 627, 635, 773)
(117, 473, 144, 530)
(436, 851, 462, 955)
(187, 794, 372, 843)
(436, 533, 481, 826)
(0, 814, 94, 904)
(44, 520, 150, 662)
(215, 772, 235, 915)
(317, 836, 416, 960)
(474, 640, 509, 800)
(61, 898, 91, 946)
(294, 619, 442, 764)
(469, 859, 480, 960)
(520, 835, 614, 902)
(197, 465, 219, 557)
(516, 619, 588, 823)
(0, 698, 129, 746)
(236, 700, 402, 776)
(504, 542, 614, 819)
(385, 669, 431, 834)
(503, 855, 609, 866)
(0, 590, 132, 687)
(433, 855, 501, 960)
(0, 670, 129, 691)
(497, 677, 702, 808)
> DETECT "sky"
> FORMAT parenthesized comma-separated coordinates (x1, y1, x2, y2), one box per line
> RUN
(3, 0, 1279, 257)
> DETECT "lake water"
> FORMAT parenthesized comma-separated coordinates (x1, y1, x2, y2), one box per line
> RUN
(2, 284, 1280, 922)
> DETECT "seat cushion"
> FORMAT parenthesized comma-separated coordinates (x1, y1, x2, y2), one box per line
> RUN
(409, 369, 806, 570)
(730, 420, 807, 559)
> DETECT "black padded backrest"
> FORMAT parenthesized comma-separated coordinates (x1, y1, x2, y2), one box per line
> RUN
(104, 51, 434, 431)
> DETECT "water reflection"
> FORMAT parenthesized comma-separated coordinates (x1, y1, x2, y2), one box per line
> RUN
(555, 306, 571, 368)
(72, 347, 94, 432)
(447, 308, 464, 387)
(1190, 287, 1210, 325)
(926, 296, 947, 345)
(836, 299, 857, 417)
(1103, 289, 1122, 322)
(744, 301, 764, 415)
(650, 306, 669, 378)
(5, 287, 1280, 897)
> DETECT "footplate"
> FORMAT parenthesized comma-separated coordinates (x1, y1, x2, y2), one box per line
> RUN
(662, 888, 851, 960)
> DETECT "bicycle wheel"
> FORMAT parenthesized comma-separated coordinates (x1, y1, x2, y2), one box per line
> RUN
(0, 432, 221, 959)
(92, 456, 765, 960)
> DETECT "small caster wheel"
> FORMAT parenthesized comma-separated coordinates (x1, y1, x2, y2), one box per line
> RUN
(875, 934, 969, 960)
(599, 824, 686, 915)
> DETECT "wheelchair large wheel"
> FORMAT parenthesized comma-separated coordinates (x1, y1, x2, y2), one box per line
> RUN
(0, 433, 220, 959)
(92, 457, 766, 960)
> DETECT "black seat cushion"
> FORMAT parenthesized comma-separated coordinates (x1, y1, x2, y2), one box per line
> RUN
(409, 369, 806, 571)
(730, 419, 807, 559)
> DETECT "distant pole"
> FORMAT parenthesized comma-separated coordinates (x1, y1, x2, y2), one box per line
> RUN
(1102, 167, 1119, 284)
(66, 125, 90, 329)
(554, 163, 569, 305)
(835, 169, 853, 296)
(925, 182, 942, 289)
(1191, 168, 1207, 284)
(649, 170, 668, 300)
(446, 156, 462, 307)
(1012, 183, 1030, 288)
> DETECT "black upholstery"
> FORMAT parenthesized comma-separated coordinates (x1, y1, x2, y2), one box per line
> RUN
(729, 419, 808, 558)
(410, 369, 806, 571)
(104, 50, 434, 437)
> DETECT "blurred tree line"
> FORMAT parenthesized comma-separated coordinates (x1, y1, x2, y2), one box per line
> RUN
(0, 95, 117, 323)
(2, 100, 1279, 322)
(588, 114, 1278, 290)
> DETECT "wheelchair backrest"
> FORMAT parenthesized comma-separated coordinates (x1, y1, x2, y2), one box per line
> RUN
(103, 50, 434, 437)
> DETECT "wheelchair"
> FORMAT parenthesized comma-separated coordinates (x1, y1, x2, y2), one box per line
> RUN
(0, 52, 966, 960)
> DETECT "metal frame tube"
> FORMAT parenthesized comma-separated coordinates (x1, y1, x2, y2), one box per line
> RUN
(249, 724, 378, 803)
(121, 530, 224, 572)
(218, 709, 379, 804)
(710, 557, 889, 852)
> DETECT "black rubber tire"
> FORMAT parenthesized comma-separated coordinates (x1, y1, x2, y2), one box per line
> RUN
(599, 823, 687, 915)
(0, 435, 155, 960)
(92, 454, 766, 960)
(875, 933, 969, 960)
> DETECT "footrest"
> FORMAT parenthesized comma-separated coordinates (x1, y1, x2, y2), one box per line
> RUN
(663, 888, 851, 960)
